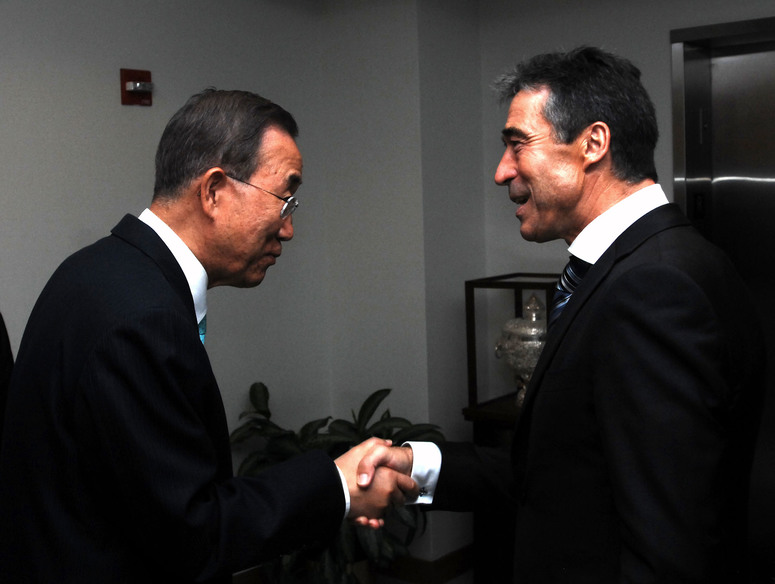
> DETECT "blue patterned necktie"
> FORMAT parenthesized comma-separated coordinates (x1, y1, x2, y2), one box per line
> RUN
(198, 316, 207, 344)
(548, 256, 592, 327)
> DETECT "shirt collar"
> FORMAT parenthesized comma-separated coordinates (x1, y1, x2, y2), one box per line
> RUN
(568, 183, 669, 264)
(138, 208, 208, 323)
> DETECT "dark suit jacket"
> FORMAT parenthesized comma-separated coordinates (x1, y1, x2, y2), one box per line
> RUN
(0, 215, 344, 583)
(0, 312, 13, 434)
(435, 204, 766, 583)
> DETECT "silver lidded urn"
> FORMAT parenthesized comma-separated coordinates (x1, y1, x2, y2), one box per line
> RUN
(494, 294, 547, 408)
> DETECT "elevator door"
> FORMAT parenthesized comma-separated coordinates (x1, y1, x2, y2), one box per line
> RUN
(673, 21, 775, 583)
(710, 46, 775, 281)
(712, 45, 775, 584)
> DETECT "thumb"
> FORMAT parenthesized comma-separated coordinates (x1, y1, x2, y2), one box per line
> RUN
(356, 452, 380, 488)
(355, 442, 395, 487)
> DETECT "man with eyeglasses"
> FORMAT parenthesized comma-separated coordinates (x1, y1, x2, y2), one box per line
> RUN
(0, 89, 416, 584)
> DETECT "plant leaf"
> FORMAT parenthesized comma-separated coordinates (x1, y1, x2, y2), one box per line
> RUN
(337, 523, 358, 565)
(234, 417, 289, 440)
(229, 422, 258, 445)
(390, 503, 418, 529)
(299, 417, 332, 446)
(238, 410, 260, 420)
(327, 419, 360, 442)
(355, 388, 391, 431)
(377, 534, 395, 567)
(365, 416, 412, 438)
(237, 450, 273, 476)
(392, 424, 445, 443)
(355, 526, 381, 564)
(306, 434, 352, 456)
(266, 433, 303, 459)
(259, 424, 295, 439)
(249, 382, 271, 419)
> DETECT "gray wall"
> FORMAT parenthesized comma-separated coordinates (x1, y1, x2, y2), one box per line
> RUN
(2, 0, 775, 565)
(0, 0, 436, 429)
(478, 0, 775, 279)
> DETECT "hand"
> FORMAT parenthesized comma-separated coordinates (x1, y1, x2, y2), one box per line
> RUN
(355, 443, 414, 488)
(335, 438, 418, 529)
(351, 443, 415, 528)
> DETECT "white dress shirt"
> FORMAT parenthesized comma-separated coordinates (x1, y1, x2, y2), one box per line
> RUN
(408, 183, 670, 504)
(138, 208, 208, 324)
(568, 183, 668, 264)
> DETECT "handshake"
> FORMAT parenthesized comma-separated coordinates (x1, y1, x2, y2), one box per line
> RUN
(334, 437, 418, 528)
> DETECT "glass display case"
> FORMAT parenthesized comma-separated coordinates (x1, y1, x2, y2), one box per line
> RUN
(463, 272, 558, 438)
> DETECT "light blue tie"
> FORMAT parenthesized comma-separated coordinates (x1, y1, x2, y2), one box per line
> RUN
(198, 315, 207, 344)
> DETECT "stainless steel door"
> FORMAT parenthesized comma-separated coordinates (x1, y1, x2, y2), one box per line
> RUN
(711, 46, 775, 281)
(673, 18, 775, 582)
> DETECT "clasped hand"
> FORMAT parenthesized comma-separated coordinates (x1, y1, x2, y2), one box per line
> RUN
(334, 437, 416, 529)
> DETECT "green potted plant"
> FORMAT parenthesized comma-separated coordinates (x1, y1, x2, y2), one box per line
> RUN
(230, 383, 445, 584)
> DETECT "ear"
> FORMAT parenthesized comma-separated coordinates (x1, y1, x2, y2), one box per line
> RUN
(197, 167, 230, 219)
(581, 121, 610, 169)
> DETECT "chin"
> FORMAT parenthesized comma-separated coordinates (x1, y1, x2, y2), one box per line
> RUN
(246, 274, 267, 288)
(526, 231, 561, 244)
(235, 271, 268, 289)
(519, 226, 538, 242)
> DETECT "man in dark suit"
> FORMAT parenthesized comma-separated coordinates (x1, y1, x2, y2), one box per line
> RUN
(359, 46, 766, 583)
(0, 89, 415, 583)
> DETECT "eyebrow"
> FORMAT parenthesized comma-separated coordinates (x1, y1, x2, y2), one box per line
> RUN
(501, 127, 529, 142)
(287, 173, 302, 189)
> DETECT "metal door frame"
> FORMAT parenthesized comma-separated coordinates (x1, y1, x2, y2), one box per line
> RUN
(671, 17, 775, 231)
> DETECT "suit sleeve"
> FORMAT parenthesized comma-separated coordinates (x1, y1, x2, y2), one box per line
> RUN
(75, 307, 344, 580)
(433, 441, 516, 513)
(593, 263, 748, 582)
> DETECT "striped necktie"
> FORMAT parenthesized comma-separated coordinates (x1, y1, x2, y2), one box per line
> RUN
(198, 316, 207, 344)
(548, 256, 592, 327)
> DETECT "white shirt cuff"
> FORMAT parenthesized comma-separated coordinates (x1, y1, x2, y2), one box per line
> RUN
(404, 441, 441, 505)
(337, 466, 350, 520)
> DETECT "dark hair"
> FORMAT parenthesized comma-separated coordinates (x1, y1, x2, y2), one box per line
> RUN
(493, 46, 658, 183)
(153, 88, 298, 200)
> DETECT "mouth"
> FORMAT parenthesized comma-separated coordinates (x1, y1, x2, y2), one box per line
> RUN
(511, 194, 529, 210)
(508, 186, 529, 206)
(510, 191, 529, 222)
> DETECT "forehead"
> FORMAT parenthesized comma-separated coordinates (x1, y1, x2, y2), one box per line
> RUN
(502, 87, 552, 139)
(255, 126, 303, 178)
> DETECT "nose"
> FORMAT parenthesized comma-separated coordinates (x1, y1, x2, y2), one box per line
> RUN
(494, 148, 517, 185)
(278, 214, 294, 241)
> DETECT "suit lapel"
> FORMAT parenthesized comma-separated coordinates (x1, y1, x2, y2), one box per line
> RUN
(515, 204, 691, 430)
(110, 214, 197, 322)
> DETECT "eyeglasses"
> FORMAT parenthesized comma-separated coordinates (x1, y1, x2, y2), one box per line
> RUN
(226, 175, 299, 219)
